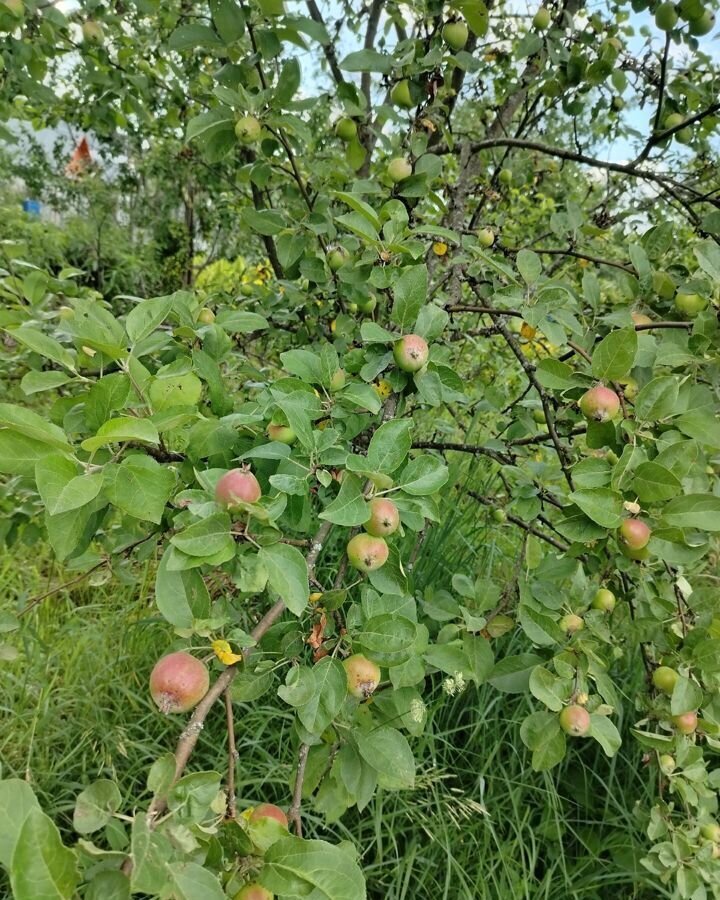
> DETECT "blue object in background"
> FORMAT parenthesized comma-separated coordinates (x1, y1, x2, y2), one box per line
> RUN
(22, 199, 41, 217)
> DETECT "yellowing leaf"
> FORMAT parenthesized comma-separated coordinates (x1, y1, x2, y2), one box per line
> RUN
(211, 639, 243, 665)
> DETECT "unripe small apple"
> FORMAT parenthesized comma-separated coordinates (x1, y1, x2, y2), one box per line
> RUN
(2, 0, 23, 17)
(655, 1, 678, 29)
(335, 117, 357, 141)
(688, 9, 715, 34)
(343, 654, 381, 699)
(674, 291, 708, 317)
(57, 305, 74, 320)
(347, 533, 389, 572)
(390, 79, 414, 108)
(560, 613, 584, 634)
(672, 711, 698, 734)
(592, 588, 616, 613)
(442, 19, 468, 50)
(267, 423, 296, 444)
(235, 115, 262, 143)
(234, 884, 273, 900)
(492, 508, 507, 523)
(631, 311, 653, 326)
(478, 227, 495, 248)
(198, 307, 215, 324)
(387, 157, 413, 183)
(619, 518, 651, 550)
(701, 823, 720, 843)
(533, 6, 552, 29)
(579, 385, 620, 422)
(357, 296, 377, 314)
(611, 95, 625, 111)
(150, 652, 209, 714)
(659, 754, 676, 774)
(364, 497, 400, 537)
(249, 803, 288, 828)
(664, 112, 685, 131)
(653, 270, 676, 299)
(559, 705, 591, 736)
(532, 408, 546, 424)
(652, 665, 678, 695)
(216, 468, 262, 506)
(393, 334, 429, 372)
(82, 19, 104, 44)
(327, 246, 350, 271)
(498, 168, 513, 186)
(329, 368, 346, 392)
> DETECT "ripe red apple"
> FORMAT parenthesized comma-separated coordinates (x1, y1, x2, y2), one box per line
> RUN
(478, 227, 495, 248)
(619, 518, 651, 550)
(82, 19, 104, 44)
(150, 652, 209, 714)
(234, 884, 273, 900)
(390, 79, 414, 108)
(659, 754, 676, 774)
(343, 654, 381, 699)
(560, 613, 584, 634)
(347, 533, 389, 572)
(267, 423, 296, 444)
(364, 498, 400, 537)
(672, 711, 698, 734)
(335, 118, 357, 141)
(591, 588, 616, 613)
(327, 246, 349, 271)
(249, 803, 288, 829)
(533, 6, 552, 29)
(387, 157, 413, 183)
(652, 666, 678, 695)
(578, 385, 620, 421)
(216, 468, 262, 506)
(559, 705, 591, 736)
(442, 19, 468, 50)
(235, 115, 262, 143)
(393, 334, 429, 372)
(198, 307, 215, 324)
(655, 1, 678, 29)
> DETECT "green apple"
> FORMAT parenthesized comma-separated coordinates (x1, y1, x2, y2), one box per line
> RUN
(335, 117, 357, 141)
(688, 9, 715, 33)
(533, 7, 552, 29)
(655, 1, 678, 29)
(82, 19, 104, 44)
(390, 79, 414, 109)
(235, 115, 262, 143)
(675, 290, 708, 316)
(442, 19, 468, 50)
(387, 157, 412, 183)
(478, 227, 495, 248)
(498, 168, 513, 186)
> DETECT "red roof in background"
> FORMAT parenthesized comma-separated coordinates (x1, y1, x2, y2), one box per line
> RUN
(65, 136, 93, 177)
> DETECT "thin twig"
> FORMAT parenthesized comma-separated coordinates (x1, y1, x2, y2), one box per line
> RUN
(287, 742, 310, 837)
(224, 688, 238, 820)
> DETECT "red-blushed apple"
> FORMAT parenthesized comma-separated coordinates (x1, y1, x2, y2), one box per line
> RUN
(652, 666, 678, 695)
(672, 711, 698, 734)
(234, 884, 273, 900)
(393, 334, 429, 372)
(619, 518, 651, 550)
(364, 497, 400, 537)
(215, 468, 262, 506)
(266, 423, 296, 445)
(387, 157, 413, 183)
(559, 705, 591, 736)
(343, 654, 381, 699)
(347, 533, 389, 572)
(591, 588, 616, 613)
(150, 652, 209, 714)
(249, 803, 288, 828)
(560, 613, 584, 634)
(578, 385, 620, 421)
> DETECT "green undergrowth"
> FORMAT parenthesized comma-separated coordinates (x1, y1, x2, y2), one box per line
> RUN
(0, 477, 663, 899)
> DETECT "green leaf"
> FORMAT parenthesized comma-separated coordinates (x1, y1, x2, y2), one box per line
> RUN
(336, 211, 379, 242)
(10, 808, 79, 900)
(297, 657, 347, 734)
(520, 712, 566, 771)
(125, 296, 174, 344)
(241, 208, 287, 236)
(366, 419, 412, 474)
(355, 615, 416, 666)
(591, 327, 637, 380)
(171, 512, 234, 557)
(167, 862, 226, 900)
(391, 265, 428, 332)
(333, 192, 381, 231)
(340, 49, 393, 72)
(357, 726, 415, 789)
(694, 239, 720, 281)
(631, 462, 681, 503)
(36, 455, 104, 516)
(634, 376, 679, 421)
(671, 675, 703, 716)
(319, 474, 370, 526)
(342, 382, 382, 414)
(528, 666, 566, 712)
(567, 488, 623, 528)
(0, 403, 71, 451)
(81, 417, 159, 453)
(73, 780, 121, 834)
(85, 374, 132, 432)
(210, 0, 245, 42)
(215, 310, 269, 333)
(262, 837, 366, 899)
(258, 543, 309, 616)
(130, 816, 172, 895)
(517, 249, 542, 283)
(167, 23, 223, 50)
(534, 359, 579, 390)
(7, 324, 76, 370)
(0, 779, 41, 868)
(20, 371, 71, 396)
(589, 715, 621, 757)
(489, 654, 543, 693)
(395, 454, 448, 495)
(155, 551, 211, 629)
(662, 495, 720, 531)
(105, 455, 175, 524)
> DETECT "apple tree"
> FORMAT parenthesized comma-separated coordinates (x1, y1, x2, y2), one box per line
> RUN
(0, 0, 719, 896)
